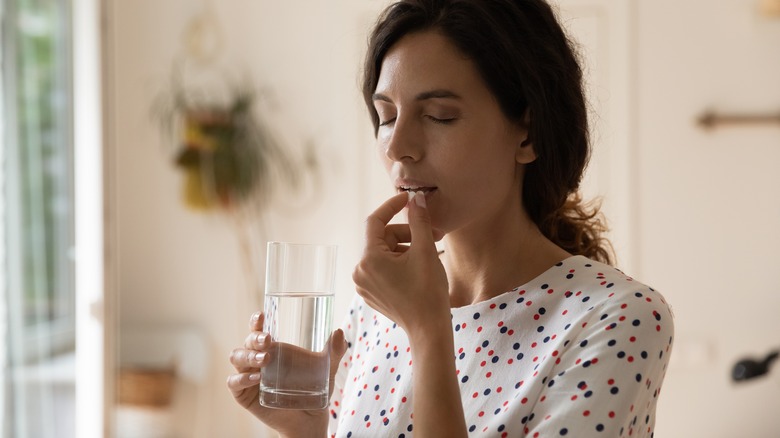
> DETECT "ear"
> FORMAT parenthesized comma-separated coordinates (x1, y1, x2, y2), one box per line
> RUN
(516, 136, 537, 165)
(515, 109, 536, 164)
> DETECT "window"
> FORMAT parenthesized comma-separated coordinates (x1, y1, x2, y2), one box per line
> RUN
(1, 0, 76, 436)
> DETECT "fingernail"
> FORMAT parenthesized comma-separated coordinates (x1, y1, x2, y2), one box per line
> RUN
(252, 312, 261, 321)
(414, 191, 427, 208)
(254, 352, 266, 364)
(407, 191, 415, 203)
(256, 333, 268, 344)
(249, 373, 261, 381)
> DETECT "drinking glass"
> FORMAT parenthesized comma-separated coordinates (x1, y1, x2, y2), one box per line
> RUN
(259, 242, 338, 410)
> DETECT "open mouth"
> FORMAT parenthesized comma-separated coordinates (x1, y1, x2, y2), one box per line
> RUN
(398, 185, 437, 194)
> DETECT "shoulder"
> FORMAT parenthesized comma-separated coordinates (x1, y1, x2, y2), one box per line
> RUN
(560, 256, 674, 351)
(561, 256, 672, 315)
(538, 256, 675, 351)
(522, 257, 674, 437)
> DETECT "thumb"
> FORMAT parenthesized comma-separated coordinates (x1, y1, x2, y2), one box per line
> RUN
(407, 191, 436, 251)
(329, 328, 347, 380)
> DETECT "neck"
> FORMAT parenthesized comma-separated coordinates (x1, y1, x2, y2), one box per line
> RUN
(441, 206, 570, 308)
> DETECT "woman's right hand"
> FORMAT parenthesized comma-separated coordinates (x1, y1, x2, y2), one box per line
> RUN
(227, 311, 348, 437)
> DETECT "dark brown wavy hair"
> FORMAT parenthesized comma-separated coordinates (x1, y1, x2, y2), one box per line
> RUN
(362, 0, 614, 264)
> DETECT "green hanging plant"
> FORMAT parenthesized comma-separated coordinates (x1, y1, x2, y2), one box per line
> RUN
(153, 84, 309, 213)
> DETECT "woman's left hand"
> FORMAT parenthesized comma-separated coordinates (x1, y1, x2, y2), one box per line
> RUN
(352, 191, 449, 335)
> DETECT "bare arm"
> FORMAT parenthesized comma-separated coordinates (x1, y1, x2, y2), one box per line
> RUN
(353, 191, 467, 437)
(408, 317, 467, 437)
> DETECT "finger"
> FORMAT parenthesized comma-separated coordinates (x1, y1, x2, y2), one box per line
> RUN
(328, 329, 348, 392)
(384, 224, 411, 249)
(330, 329, 348, 364)
(244, 331, 270, 350)
(395, 244, 410, 254)
(365, 192, 409, 244)
(248, 311, 264, 331)
(407, 191, 437, 252)
(229, 348, 269, 372)
(226, 371, 262, 394)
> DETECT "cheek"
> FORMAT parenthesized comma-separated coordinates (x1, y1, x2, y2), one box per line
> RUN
(379, 147, 393, 174)
(448, 147, 516, 187)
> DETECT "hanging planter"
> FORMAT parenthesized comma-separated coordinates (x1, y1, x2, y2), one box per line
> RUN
(151, 1, 312, 215)
(158, 89, 303, 213)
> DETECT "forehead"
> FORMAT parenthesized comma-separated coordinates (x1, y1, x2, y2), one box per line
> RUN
(376, 31, 484, 97)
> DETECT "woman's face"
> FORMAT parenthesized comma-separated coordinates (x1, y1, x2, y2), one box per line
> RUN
(373, 30, 534, 236)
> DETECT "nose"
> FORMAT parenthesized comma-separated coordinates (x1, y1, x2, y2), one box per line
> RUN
(383, 116, 422, 163)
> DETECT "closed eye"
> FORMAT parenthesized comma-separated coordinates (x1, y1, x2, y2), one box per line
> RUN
(378, 117, 396, 127)
(426, 115, 457, 125)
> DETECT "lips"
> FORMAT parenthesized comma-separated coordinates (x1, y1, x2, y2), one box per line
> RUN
(398, 185, 437, 193)
(395, 178, 438, 195)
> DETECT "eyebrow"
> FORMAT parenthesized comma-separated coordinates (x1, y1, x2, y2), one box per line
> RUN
(372, 89, 462, 103)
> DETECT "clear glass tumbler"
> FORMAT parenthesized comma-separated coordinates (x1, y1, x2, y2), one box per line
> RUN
(259, 242, 338, 410)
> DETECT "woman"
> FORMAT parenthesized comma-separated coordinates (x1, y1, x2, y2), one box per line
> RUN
(228, 1, 674, 436)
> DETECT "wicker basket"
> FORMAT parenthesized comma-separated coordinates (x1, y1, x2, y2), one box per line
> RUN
(118, 367, 176, 407)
